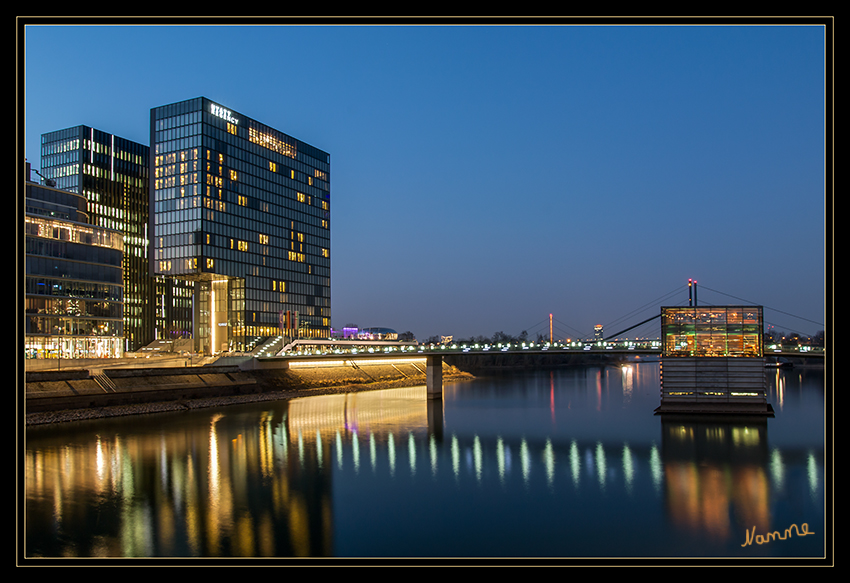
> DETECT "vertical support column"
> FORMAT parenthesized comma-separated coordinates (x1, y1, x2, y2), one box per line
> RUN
(549, 313, 553, 344)
(426, 355, 443, 400)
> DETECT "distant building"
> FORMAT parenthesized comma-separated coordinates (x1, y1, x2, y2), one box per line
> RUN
(359, 327, 399, 341)
(149, 97, 331, 354)
(39, 125, 154, 352)
(594, 324, 603, 340)
(24, 162, 125, 359)
(331, 326, 400, 341)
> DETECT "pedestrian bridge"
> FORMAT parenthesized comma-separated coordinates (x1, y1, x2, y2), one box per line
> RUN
(246, 338, 822, 399)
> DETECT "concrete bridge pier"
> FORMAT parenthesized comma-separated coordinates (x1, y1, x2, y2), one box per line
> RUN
(426, 355, 442, 399)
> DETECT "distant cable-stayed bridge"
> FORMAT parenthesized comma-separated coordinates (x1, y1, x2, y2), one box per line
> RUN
(247, 278, 823, 402)
(519, 279, 823, 344)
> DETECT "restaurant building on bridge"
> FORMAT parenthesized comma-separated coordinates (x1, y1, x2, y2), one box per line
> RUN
(655, 305, 773, 416)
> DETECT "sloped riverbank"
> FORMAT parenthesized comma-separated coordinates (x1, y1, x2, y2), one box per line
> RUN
(24, 361, 473, 426)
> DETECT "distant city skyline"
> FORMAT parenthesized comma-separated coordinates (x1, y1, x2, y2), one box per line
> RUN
(21, 18, 831, 341)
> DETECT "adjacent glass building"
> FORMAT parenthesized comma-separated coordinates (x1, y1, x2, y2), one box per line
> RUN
(24, 163, 125, 359)
(150, 97, 331, 354)
(39, 126, 153, 352)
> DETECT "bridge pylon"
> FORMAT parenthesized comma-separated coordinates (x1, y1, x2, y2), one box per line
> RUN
(426, 355, 442, 399)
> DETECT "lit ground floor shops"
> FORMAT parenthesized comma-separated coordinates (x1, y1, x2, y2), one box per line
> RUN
(24, 335, 124, 360)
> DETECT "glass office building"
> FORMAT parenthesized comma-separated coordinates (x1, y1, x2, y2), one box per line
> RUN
(150, 97, 331, 354)
(24, 164, 125, 359)
(39, 126, 153, 352)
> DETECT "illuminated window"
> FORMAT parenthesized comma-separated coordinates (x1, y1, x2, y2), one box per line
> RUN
(248, 126, 296, 158)
(269, 161, 277, 172)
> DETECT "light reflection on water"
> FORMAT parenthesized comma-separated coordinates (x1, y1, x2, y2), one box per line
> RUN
(24, 363, 826, 561)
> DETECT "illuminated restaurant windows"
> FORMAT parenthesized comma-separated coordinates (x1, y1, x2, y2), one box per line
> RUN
(661, 306, 764, 358)
(657, 305, 771, 416)
(150, 97, 331, 354)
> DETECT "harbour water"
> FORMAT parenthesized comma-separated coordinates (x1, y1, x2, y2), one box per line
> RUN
(23, 361, 828, 563)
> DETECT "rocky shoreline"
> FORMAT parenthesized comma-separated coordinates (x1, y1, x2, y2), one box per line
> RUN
(24, 372, 474, 426)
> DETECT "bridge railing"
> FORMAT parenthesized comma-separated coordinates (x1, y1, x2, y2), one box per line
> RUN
(263, 338, 823, 359)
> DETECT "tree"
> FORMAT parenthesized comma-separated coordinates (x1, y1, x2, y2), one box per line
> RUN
(491, 331, 512, 344)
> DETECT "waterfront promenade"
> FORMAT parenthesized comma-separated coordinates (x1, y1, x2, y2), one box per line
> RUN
(23, 354, 472, 425)
(23, 340, 823, 425)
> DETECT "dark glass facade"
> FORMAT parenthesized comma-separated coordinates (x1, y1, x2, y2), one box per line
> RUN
(150, 97, 331, 354)
(40, 126, 153, 351)
(24, 166, 125, 358)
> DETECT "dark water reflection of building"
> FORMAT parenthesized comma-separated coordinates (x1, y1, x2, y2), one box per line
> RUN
(660, 415, 771, 543)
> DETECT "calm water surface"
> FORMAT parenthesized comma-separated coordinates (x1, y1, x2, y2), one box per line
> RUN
(24, 362, 827, 562)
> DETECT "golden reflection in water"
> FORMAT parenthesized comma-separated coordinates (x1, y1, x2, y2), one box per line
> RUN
(622, 365, 634, 404)
(661, 418, 771, 542)
(287, 386, 430, 444)
(774, 369, 786, 411)
(26, 381, 813, 559)
(25, 402, 340, 557)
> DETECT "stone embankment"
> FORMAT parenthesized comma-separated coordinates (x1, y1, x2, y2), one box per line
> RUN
(24, 359, 473, 426)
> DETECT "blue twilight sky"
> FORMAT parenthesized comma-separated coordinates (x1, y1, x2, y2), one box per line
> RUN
(21, 20, 830, 341)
